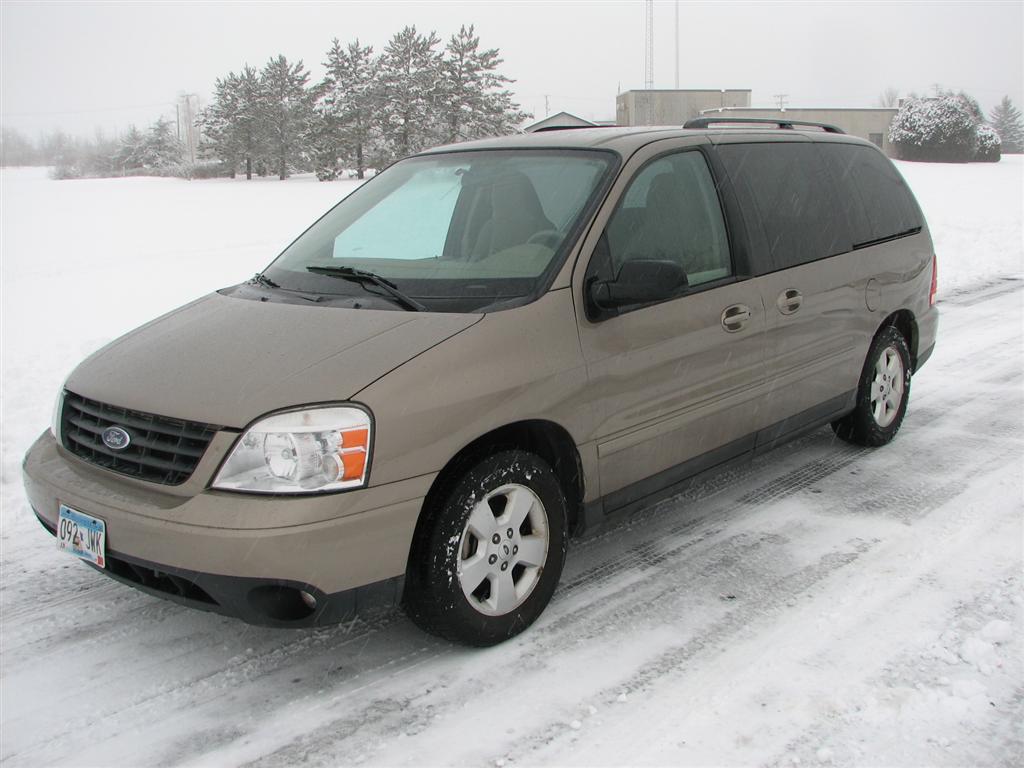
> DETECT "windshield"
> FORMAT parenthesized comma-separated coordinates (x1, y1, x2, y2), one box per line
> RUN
(264, 149, 616, 312)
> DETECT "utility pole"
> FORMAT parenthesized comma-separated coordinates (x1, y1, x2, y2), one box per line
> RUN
(176, 92, 200, 165)
(674, 0, 679, 90)
(544, 94, 550, 117)
(644, 0, 654, 124)
(773, 93, 789, 110)
(644, 0, 654, 91)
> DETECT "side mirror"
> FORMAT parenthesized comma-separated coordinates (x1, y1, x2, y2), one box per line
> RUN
(590, 259, 688, 313)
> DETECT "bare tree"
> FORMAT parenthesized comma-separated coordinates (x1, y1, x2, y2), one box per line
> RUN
(877, 87, 900, 108)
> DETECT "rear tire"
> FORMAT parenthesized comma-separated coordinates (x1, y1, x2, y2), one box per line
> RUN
(403, 450, 568, 646)
(832, 325, 912, 446)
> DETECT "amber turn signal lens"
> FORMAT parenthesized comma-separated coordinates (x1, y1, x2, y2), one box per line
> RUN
(340, 449, 366, 481)
(342, 428, 369, 448)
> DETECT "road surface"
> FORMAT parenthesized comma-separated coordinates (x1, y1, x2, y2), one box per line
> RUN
(2, 279, 1021, 768)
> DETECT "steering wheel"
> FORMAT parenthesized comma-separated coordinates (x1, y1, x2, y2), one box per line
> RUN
(526, 229, 561, 248)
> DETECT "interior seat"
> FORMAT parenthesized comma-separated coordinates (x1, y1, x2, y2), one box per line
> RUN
(470, 171, 555, 259)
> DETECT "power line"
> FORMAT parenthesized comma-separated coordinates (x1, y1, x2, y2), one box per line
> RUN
(2, 101, 175, 117)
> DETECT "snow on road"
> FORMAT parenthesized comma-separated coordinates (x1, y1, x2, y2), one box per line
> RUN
(1, 159, 1022, 767)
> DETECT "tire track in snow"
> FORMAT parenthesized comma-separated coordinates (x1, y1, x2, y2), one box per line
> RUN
(769, 571, 1023, 767)
(940, 275, 1023, 307)
(204, 527, 875, 768)
(519, 460, 1023, 766)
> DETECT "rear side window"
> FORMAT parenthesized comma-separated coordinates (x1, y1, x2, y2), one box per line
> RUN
(818, 143, 922, 246)
(716, 142, 849, 272)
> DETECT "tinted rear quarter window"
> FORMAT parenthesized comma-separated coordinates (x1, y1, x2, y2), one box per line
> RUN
(716, 142, 850, 272)
(817, 143, 922, 246)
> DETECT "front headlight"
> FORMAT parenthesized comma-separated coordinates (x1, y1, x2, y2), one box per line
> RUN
(212, 405, 372, 494)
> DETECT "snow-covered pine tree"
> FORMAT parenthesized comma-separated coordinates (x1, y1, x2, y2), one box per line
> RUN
(313, 38, 379, 180)
(199, 73, 243, 176)
(309, 39, 346, 181)
(236, 66, 268, 179)
(990, 96, 1023, 153)
(376, 26, 443, 164)
(142, 116, 183, 169)
(259, 55, 314, 180)
(114, 125, 147, 173)
(439, 25, 529, 144)
(198, 66, 267, 179)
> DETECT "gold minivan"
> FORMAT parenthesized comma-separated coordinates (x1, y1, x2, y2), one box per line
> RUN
(23, 119, 938, 645)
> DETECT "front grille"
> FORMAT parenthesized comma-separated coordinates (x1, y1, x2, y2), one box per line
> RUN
(61, 391, 220, 485)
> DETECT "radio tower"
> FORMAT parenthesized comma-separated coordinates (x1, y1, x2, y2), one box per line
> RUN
(644, 0, 654, 123)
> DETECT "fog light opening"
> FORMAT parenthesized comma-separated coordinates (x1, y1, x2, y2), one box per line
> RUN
(247, 584, 319, 621)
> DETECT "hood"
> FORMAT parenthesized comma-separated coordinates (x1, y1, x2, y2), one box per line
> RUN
(66, 292, 481, 428)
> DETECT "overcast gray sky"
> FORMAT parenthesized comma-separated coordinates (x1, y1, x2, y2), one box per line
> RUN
(2, 0, 1021, 138)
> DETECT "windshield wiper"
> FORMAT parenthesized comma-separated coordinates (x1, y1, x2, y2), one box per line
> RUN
(306, 265, 426, 312)
(251, 272, 280, 289)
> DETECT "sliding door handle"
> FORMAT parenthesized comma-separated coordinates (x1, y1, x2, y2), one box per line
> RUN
(721, 304, 751, 332)
(776, 288, 803, 315)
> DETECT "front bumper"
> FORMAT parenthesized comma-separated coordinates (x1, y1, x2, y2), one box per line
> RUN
(23, 431, 433, 627)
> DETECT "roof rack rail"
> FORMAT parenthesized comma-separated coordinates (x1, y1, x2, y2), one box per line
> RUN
(683, 117, 845, 134)
(529, 124, 618, 133)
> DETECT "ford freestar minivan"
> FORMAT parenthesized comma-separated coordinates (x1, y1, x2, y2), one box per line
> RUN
(24, 119, 937, 646)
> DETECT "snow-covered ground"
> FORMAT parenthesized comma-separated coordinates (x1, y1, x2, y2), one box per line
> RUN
(1, 158, 1022, 767)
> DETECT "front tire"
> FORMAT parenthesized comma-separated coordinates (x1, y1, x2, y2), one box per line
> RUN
(832, 325, 912, 446)
(403, 450, 568, 646)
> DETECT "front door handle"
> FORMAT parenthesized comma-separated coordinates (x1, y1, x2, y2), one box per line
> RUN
(776, 288, 803, 315)
(721, 304, 751, 333)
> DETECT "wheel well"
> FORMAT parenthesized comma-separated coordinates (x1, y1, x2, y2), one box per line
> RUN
(419, 420, 584, 536)
(881, 310, 919, 370)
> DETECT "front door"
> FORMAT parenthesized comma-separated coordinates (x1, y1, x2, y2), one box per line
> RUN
(574, 144, 767, 507)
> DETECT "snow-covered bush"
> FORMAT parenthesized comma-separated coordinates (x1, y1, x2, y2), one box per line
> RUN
(189, 161, 234, 179)
(50, 163, 84, 180)
(974, 124, 1001, 162)
(889, 96, 979, 162)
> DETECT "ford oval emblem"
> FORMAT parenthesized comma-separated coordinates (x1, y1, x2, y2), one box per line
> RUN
(101, 426, 131, 451)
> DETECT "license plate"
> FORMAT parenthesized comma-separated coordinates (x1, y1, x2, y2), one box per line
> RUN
(57, 505, 106, 568)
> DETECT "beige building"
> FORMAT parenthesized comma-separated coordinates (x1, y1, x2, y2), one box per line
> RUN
(704, 107, 899, 156)
(616, 89, 752, 127)
(533, 97, 899, 158)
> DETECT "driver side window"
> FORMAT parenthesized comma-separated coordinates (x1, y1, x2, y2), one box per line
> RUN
(601, 151, 732, 288)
